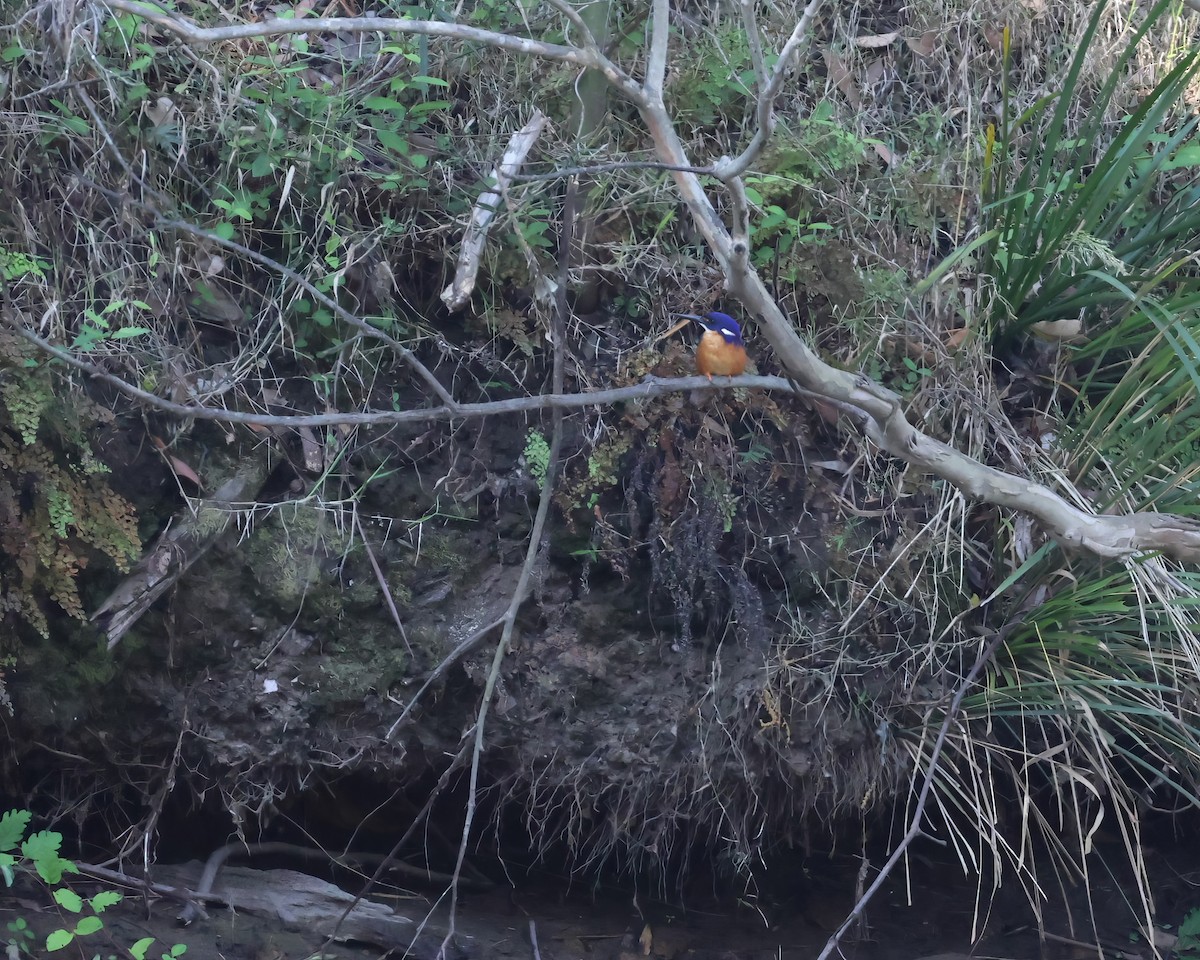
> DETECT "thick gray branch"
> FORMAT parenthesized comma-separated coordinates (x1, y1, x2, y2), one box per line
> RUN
(100, 0, 645, 100)
(643, 0, 671, 103)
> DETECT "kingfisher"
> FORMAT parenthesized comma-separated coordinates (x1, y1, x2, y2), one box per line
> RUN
(685, 311, 748, 379)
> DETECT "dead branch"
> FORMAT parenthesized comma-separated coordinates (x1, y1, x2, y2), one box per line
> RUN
(101, 0, 645, 99)
(91, 455, 272, 647)
(0, 313, 818, 419)
(715, 0, 826, 181)
(442, 110, 548, 311)
(440, 161, 576, 959)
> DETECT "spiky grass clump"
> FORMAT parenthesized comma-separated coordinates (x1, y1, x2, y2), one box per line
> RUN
(897, 0, 1200, 940)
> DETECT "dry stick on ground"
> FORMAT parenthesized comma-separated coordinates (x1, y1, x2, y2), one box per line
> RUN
(814, 625, 1010, 960)
(88, 0, 1200, 565)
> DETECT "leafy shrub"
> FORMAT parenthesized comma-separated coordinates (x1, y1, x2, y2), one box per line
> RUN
(2, 809, 117, 953)
(0, 327, 141, 642)
(2, 808, 189, 958)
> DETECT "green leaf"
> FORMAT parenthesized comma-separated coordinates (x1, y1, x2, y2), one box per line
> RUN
(130, 936, 156, 960)
(1180, 908, 1200, 939)
(409, 100, 450, 115)
(212, 222, 236, 241)
(22, 829, 62, 865)
(46, 929, 74, 951)
(362, 97, 407, 113)
(0, 810, 30, 852)
(73, 916, 103, 936)
(49, 100, 90, 135)
(1164, 142, 1200, 171)
(375, 128, 410, 154)
(54, 888, 83, 912)
(90, 890, 122, 912)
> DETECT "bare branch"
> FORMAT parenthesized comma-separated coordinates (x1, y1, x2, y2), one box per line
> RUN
(739, 0, 771, 96)
(0, 312, 808, 422)
(727, 175, 752, 253)
(510, 159, 717, 181)
(441, 110, 548, 312)
(104, 0, 582, 61)
(644, 0, 671, 103)
(99, 0, 646, 100)
(714, 0, 826, 181)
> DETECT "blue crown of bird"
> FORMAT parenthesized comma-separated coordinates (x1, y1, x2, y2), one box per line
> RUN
(679, 311, 748, 379)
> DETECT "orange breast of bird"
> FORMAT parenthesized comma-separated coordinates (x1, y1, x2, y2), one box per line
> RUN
(696, 330, 748, 377)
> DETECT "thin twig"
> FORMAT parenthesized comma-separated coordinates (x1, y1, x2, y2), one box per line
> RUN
(544, 0, 600, 53)
(385, 617, 506, 739)
(353, 511, 412, 656)
(815, 627, 1010, 960)
(439, 155, 576, 960)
